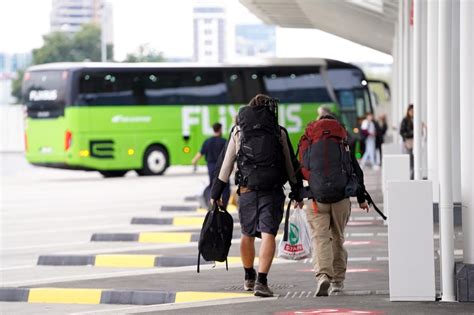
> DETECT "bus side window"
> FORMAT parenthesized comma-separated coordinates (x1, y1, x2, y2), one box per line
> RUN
(242, 70, 263, 100)
(224, 71, 245, 104)
(259, 68, 331, 103)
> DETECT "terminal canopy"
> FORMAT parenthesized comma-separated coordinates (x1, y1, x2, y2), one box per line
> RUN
(240, 0, 398, 54)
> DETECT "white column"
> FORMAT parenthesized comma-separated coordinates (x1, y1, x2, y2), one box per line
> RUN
(460, 0, 474, 264)
(438, 0, 455, 302)
(426, 0, 439, 202)
(420, 2, 428, 179)
(403, 0, 411, 116)
(451, 0, 461, 204)
(391, 31, 399, 136)
(396, 0, 404, 139)
(413, 0, 423, 180)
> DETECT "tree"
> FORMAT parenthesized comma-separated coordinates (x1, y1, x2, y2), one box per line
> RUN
(125, 44, 164, 62)
(12, 24, 114, 103)
(11, 70, 24, 103)
(33, 23, 113, 64)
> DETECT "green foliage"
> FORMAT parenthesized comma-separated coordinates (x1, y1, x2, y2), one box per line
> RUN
(125, 44, 164, 62)
(32, 23, 114, 64)
(12, 23, 114, 103)
(11, 70, 24, 103)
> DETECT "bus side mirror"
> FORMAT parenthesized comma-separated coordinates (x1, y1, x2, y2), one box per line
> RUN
(183, 135, 190, 142)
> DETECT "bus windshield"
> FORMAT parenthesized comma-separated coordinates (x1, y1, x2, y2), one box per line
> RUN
(23, 70, 67, 119)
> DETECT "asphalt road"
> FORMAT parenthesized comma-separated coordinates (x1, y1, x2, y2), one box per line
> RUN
(1, 153, 472, 315)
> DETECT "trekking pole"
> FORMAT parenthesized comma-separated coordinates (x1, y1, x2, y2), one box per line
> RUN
(364, 190, 387, 220)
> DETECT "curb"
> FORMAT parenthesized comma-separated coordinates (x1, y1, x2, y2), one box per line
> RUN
(90, 231, 241, 243)
(131, 215, 240, 225)
(0, 288, 251, 305)
(36, 255, 257, 268)
(37, 254, 214, 268)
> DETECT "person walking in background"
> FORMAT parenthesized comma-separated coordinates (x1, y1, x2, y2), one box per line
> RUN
(375, 114, 388, 165)
(317, 105, 333, 119)
(400, 104, 414, 179)
(192, 122, 230, 208)
(210, 94, 303, 297)
(360, 113, 378, 169)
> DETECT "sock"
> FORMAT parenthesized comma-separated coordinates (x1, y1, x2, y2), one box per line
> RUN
(257, 272, 268, 285)
(244, 267, 256, 280)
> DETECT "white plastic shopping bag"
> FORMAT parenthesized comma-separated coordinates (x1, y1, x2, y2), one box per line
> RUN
(277, 209, 312, 260)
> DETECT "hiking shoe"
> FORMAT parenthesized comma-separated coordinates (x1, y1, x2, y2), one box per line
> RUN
(315, 275, 330, 296)
(330, 281, 344, 294)
(244, 279, 255, 291)
(254, 282, 274, 297)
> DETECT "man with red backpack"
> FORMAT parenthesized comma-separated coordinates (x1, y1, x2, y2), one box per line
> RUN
(298, 114, 369, 296)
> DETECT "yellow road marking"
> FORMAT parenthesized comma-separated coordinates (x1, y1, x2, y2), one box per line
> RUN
(28, 288, 102, 304)
(172, 217, 205, 226)
(174, 291, 251, 303)
(138, 232, 193, 243)
(94, 255, 157, 268)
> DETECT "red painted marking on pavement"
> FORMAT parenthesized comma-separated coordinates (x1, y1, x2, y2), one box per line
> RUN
(275, 308, 384, 315)
(344, 241, 375, 246)
(347, 221, 380, 226)
(297, 268, 381, 273)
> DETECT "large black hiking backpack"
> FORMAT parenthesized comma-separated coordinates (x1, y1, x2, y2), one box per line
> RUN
(197, 203, 234, 273)
(298, 119, 354, 203)
(236, 105, 285, 191)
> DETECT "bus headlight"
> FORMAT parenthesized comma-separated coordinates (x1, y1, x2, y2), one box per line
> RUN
(183, 146, 191, 154)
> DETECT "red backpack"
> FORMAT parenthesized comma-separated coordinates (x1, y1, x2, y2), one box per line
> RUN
(297, 119, 352, 203)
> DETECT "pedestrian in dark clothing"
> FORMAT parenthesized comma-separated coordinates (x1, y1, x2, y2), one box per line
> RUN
(192, 123, 230, 207)
(374, 114, 388, 165)
(210, 94, 303, 298)
(400, 104, 414, 179)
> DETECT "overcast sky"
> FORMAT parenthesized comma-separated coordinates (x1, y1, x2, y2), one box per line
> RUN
(0, 0, 392, 64)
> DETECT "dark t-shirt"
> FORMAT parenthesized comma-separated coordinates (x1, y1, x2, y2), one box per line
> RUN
(200, 136, 226, 163)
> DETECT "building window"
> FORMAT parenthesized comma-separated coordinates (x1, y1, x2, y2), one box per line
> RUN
(204, 40, 212, 46)
(204, 29, 212, 35)
(204, 18, 212, 24)
(205, 51, 212, 56)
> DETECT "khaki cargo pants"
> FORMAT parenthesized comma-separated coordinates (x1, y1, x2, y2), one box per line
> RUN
(305, 198, 351, 282)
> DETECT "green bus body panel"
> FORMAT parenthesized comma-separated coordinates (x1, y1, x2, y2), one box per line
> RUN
(25, 103, 337, 171)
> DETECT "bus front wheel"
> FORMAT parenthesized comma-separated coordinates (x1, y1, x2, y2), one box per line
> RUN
(137, 145, 169, 176)
(99, 170, 128, 178)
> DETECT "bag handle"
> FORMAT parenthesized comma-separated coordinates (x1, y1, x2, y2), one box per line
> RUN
(283, 199, 294, 242)
(363, 189, 387, 220)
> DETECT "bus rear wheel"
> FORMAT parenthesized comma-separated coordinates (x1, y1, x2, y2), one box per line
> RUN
(137, 145, 169, 176)
(99, 170, 128, 178)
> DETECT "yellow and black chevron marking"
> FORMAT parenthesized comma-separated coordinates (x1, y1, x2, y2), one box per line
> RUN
(131, 214, 240, 226)
(90, 231, 201, 243)
(160, 205, 238, 213)
(0, 288, 251, 305)
(37, 255, 259, 268)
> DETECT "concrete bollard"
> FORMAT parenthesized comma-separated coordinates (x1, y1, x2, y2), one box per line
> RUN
(382, 154, 410, 222)
(387, 180, 436, 301)
(382, 142, 403, 155)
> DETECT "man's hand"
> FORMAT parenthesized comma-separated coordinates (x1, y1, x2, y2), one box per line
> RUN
(210, 198, 223, 207)
(359, 201, 369, 212)
(294, 200, 305, 209)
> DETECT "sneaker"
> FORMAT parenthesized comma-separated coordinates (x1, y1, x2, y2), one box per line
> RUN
(330, 281, 344, 294)
(315, 275, 330, 296)
(254, 282, 274, 297)
(244, 279, 255, 291)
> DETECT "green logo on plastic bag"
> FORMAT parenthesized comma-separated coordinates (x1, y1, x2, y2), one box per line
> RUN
(289, 223, 300, 245)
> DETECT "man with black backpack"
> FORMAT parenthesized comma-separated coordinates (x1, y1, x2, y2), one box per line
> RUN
(298, 115, 369, 296)
(210, 94, 303, 298)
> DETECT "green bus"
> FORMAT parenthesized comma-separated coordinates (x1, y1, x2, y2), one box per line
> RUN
(22, 59, 374, 177)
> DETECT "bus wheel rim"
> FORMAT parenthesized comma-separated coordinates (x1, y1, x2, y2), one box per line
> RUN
(147, 150, 166, 173)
